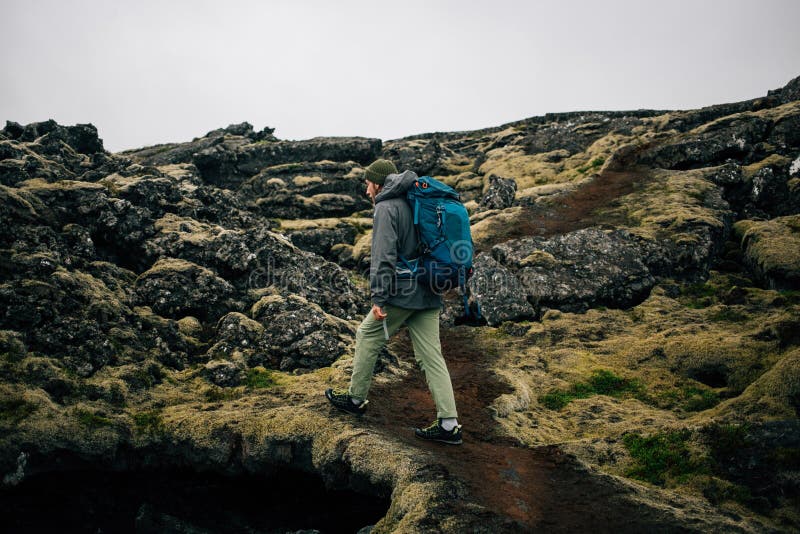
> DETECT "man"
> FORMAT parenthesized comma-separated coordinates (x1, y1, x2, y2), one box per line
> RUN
(325, 159, 462, 445)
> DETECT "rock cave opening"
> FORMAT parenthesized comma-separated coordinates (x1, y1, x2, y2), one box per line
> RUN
(0, 466, 389, 533)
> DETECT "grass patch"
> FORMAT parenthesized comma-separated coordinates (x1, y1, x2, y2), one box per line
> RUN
(681, 386, 721, 411)
(539, 369, 644, 409)
(708, 307, 749, 322)
(704, 423, 750, 463)
(245, 367, 275, 389)
(652, 382, 722, 412)
(623, 430, 707, 486)
(75, 408, 114, 429)
(701, 477, 754, 506)
(202, 386, 242, 402)
(777, 289, 800, 305)
(680, 281, 718, 309)
(769, 447, 800, 470)
(133, 409, 166, 436)
(576, 157, 606, 174)
(0, 398, 37, 425)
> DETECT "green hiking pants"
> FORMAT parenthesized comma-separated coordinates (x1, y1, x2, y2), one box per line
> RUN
(348, 304, 458, 419)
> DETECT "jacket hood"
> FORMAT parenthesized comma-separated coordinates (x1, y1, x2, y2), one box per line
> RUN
(374, 170, 418, 204)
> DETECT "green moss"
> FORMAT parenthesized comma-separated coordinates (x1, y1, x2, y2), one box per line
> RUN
(539, 390, 576, 410)
(769, 447, 800, 470)
(539, 369, 645, 409)
(708, 307, 749, 322)
(682, 386, 721, 411)
(245, 367, 275, 389)
(202, 386, 242, 402)
(0, 398, 37, 424)
(587, 369, 641, 395)
(623, 430, 707, 486)
(576, 156, 606, 174)
(734, 215, 800, 283)
(681, 281, 717, 308)
(701, 477, 754, 506)
(705, 423, 750, 462)
(650, 383, 721, 412)
(75, 408, 114, 429)
(778, 289, 800, 305)
(133, 409, 165, 435)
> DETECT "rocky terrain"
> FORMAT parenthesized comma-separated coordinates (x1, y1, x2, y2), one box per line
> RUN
(1, 76, 799, 532)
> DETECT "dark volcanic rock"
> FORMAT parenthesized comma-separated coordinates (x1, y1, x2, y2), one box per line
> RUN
(639, 116, 771, 170)
(2, 120, 105, 155)
(142, 213, 364, 320)
(235, 137, 381, 176)
(249, 293, 355, 370)
(734, 216, 800, 290)
(467, 254, 536, 326)
(766, 74, 800, 105)
(203, 359, 244, 387)
(193, 136, 380, 189)
(480, 175, 517, 210)
(122, 122, 380, 190)
(636, 101, 800, 172)
(381, 138, 443, 176)
(0, 263, 188, 378)
(238, 160, 371, 219)
(133, 257, 237, 321)
(517, 114, 645, 156)
(1, 81, 799, 533)
(288, 223, 359, 259)
(0, 121, 113, 184)
(490, 228, 656, 313)
(119, 122, 277, 167)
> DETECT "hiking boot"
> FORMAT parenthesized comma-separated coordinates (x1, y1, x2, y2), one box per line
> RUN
(414, 419, 463, 445)
(325, 388, 368, 416)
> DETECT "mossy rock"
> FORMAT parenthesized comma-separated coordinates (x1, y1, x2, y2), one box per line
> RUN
(734, 215, 800, 290)
(719, 348, 800, 419)
(134, 257, 235, 320)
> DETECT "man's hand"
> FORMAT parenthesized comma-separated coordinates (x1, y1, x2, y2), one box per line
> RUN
(371, 304, 387, 321)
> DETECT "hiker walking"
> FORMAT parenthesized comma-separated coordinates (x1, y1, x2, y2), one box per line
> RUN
(325, 159, 463, 445)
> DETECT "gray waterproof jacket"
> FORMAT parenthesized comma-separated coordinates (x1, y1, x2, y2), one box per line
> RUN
(370, 170, 442, 310)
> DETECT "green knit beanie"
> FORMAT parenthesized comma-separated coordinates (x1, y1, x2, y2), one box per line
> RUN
(363, 159, 398, 186)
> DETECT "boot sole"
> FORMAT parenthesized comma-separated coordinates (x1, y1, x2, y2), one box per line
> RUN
(414, 433, 463, 445)
(325, 389, 367, 416)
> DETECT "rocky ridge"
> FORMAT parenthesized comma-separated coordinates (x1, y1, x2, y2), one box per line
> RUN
(1, 76, 800, 532)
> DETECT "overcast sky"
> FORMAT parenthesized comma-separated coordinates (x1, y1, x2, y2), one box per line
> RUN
(1, 0, 798, 152)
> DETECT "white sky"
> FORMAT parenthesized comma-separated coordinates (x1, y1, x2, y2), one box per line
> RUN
(1, 0, 799, 152)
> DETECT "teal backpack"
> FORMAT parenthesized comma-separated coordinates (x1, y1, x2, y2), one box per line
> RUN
(397, 176, 483, 321)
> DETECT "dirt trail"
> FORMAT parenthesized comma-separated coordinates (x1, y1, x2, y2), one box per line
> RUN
(364, 328, 650, 531)
(478, 170, 642, 252)
(361, 171, 658, 530)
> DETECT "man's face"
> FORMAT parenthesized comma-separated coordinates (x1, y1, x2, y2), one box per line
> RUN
(365, 179, 381, 203)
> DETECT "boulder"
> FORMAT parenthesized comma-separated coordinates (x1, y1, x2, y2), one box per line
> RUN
(134, 258, 236, 320)
(490, 228, 655, 313)
(190, 136, 380, 189)
(143, 213, 364, 320)
(205, 312, 268, 365)
(249, 293, 355, 370)
(239, 160, 371, 219)
(467, 254, 536, 326)
(479, 175, 517, 210)
(381, 138, 443, 176)
(1, 120, 105, 155)
(734, 216, 800, 290)
(288, 224, 358, 259)
(203, 359, 243, 387)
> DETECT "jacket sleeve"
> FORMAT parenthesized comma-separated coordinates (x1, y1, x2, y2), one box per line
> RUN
(370, 202, 398, 307)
